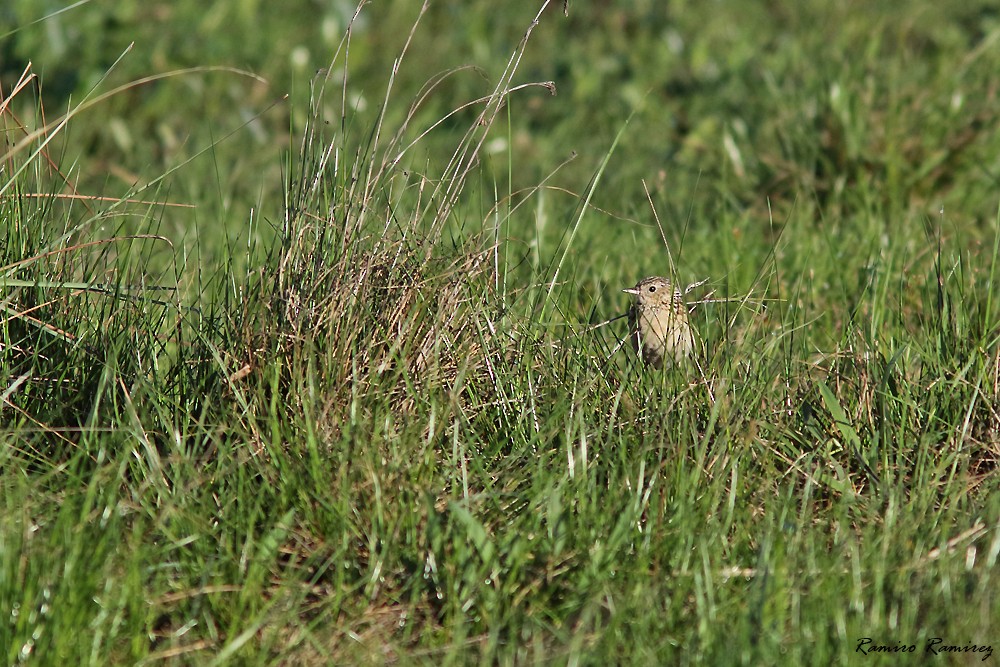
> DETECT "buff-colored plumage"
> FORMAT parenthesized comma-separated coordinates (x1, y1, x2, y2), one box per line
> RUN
(623, 276, 694, 368)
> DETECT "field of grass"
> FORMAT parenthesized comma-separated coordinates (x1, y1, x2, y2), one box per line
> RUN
(2, 1, 999, 664)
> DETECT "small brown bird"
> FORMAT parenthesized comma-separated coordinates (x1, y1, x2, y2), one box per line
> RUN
(623, 276, 695, 368)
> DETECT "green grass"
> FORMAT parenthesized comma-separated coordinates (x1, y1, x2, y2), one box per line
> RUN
(2, 1, 999, 664)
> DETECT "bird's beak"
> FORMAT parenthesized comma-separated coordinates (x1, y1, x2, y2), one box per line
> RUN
(622, 287, 639, 295)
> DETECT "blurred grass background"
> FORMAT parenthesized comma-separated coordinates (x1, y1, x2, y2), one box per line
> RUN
(5, 2, 1000, 290)
(2, 0, 999, 664)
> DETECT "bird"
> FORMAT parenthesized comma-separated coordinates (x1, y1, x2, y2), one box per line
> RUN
(622, 276, 695, 368)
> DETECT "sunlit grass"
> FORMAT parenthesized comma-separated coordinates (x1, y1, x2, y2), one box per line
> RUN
(2, 1, 999, 664)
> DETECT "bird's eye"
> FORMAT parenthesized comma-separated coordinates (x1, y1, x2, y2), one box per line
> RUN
(648, 285, 656, 292)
